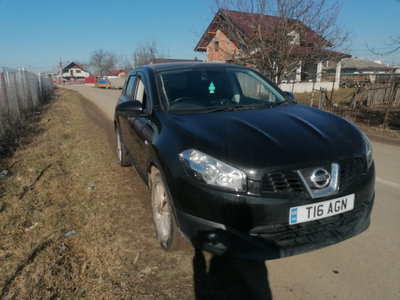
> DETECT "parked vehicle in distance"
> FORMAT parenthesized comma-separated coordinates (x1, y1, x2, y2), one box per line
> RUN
(107, 76, 125, 89)
(96, 76, 109, 88)
(114, 63, 375, 260)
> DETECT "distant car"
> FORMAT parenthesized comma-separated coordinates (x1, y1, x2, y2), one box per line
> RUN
(114, 63, 374, 260)
(96, 77, 109, 88)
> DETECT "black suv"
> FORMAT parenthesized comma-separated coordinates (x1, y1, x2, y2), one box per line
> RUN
(114, 63, 374, 260)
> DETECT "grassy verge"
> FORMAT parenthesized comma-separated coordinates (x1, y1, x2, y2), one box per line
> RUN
(0, 89, 194, 299)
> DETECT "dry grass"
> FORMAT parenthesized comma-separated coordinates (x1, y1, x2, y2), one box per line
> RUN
(0, 89, 195, 299)
(0, 109, 29, 159)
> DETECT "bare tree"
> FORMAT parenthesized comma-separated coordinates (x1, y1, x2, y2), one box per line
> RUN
(89, 49, 117, 76)
(368, 35, 400, 57)
(390, 35, 400, 54)
(387, 0, 400, 55)
(117, 54, 133, 73)
(133, 40, 167, 67)
(212, 0, 349, 83)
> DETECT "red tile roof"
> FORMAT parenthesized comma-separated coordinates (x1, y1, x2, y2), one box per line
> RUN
(195, 9, 349, 59)
(108, 69, 125, 76)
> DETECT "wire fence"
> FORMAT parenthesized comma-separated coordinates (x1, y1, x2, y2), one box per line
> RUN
(0, 67, 53, 147)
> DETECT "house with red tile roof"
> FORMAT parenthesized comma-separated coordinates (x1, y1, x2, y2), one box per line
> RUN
(108, 69, 127, 77)
(195, 9, 350, 88)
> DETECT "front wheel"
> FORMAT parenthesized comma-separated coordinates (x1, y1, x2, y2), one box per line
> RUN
(150, 169, 181, 250)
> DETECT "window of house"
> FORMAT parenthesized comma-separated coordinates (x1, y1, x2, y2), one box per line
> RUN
(288, 30, 300, 45)
(76, 70, 81, 73)
(214, 41, 219, 52)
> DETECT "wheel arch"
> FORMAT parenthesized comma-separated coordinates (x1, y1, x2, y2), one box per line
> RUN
(146, 146, 172, 189)
(147, 151, 181, 228)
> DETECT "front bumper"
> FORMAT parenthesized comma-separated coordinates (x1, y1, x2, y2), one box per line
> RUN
(170, 163, 375, 260)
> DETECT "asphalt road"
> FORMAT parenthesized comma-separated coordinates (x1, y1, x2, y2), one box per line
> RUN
(66, 85, 400, 300)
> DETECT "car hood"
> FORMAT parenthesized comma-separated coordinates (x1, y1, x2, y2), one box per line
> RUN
(162, 104, 364, 178)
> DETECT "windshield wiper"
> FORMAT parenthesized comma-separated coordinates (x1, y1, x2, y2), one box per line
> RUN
(271, 100, 289, 107)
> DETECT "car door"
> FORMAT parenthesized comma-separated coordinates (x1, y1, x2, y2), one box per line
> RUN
(118, 74, 139, 165)
(122, 72, 154, 179)
(131, 73, 155, 178)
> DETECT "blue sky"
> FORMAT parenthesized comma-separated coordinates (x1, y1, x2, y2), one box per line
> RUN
(0, 0, 399, 72)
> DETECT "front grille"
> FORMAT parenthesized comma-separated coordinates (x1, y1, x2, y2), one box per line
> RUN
(340, 158, 364, 188)
(260, 158, 364, 195)
(261, 171, 305, 193)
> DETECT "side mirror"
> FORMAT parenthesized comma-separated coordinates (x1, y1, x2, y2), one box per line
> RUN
(116, 100, 143, 118)
(283, 91, 295, 101)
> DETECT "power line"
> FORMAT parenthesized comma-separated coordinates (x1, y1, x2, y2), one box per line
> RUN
(351, 46, 400, 52)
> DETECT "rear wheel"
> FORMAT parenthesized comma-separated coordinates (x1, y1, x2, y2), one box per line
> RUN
(115, 127, 130, 167)
(150, 169, 181, 250)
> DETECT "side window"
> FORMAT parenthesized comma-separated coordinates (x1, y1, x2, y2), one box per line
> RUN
(124, 75, 136, 100)
(236, 72, 275, 102)
(134, 77, 147, 109)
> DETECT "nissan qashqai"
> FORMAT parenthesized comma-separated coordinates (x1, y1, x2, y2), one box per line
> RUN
(114, 63, 374, 259)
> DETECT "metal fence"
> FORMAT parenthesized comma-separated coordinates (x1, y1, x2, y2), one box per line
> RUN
(0, 67, 53, 142)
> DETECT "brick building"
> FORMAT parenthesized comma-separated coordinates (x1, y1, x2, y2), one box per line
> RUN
(195, 9, 350, 83)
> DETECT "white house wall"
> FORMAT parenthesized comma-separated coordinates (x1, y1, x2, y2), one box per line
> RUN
(62, 69, 90, 78)
(280, 81, 339, 93)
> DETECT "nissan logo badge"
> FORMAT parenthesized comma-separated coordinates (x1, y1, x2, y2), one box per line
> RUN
(310, 168, 331, 189)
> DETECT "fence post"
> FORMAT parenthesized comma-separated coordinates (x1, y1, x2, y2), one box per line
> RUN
(0, 71, 9, 109)
(310, 80, 316, 106)
(23, 70, 34, 110)
(383, 77, 399, 128)
(318, 88, 324, 108)
(329, 81, 335, 104)
(13, 73, 22, 111)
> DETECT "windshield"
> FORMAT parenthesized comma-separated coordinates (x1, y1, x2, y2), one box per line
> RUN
(157, 67, 286, 112)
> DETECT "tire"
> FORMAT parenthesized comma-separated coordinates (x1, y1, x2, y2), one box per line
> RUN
(115, 127, 130, 167)
(150, 169, 181, 250)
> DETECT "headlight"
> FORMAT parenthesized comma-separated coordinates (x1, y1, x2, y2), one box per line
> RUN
(179, 149, 247, 192)
(362, 133, 373, 170)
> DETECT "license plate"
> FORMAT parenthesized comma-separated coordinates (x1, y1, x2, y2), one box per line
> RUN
(289, 194, 355, 225)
